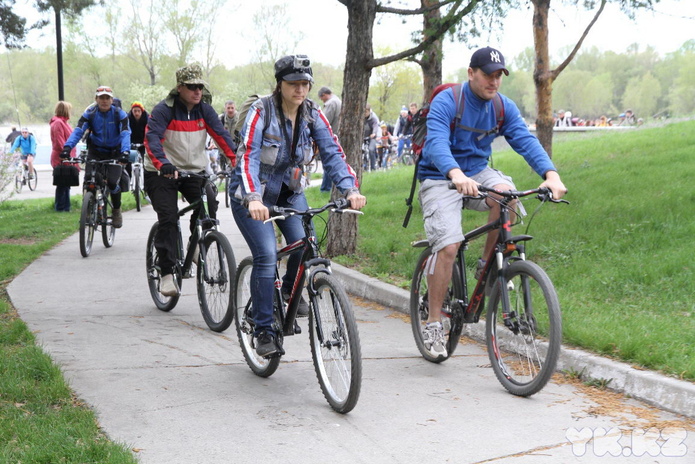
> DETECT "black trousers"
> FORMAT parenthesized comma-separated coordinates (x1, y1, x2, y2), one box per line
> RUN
(144, 171, 218, 275)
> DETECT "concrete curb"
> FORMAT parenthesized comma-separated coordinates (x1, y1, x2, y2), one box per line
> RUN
(330, 262, 695, 419)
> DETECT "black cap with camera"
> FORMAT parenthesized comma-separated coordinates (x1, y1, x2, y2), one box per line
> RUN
(274, 55, 314, 83)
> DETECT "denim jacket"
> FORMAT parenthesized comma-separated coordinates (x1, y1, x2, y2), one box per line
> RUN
(231, 95, 358, 207)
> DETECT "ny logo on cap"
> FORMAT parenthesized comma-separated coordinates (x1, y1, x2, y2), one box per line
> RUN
(490, 51, 502, 63)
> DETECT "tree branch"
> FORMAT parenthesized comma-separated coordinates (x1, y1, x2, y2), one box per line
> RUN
(377, 0, 457, 16)
(551, 0, 606, 79)
(369, 0, 479, 68)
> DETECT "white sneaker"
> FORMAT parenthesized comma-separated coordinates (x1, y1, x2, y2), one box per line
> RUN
(160, 274, 180, 297)
(422, 321, 448, 358)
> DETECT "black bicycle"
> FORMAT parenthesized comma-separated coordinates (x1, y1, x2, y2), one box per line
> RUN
(145, 171, 236, 332)
(68, 156, 121, 258)
(410, 185, 568, 396)
(130, 143, 148, 212)
(215, 155, 232, 209)
(234, 199, 362, 413)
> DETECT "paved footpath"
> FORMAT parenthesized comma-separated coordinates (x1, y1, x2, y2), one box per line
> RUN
(7, 199, 695, 463)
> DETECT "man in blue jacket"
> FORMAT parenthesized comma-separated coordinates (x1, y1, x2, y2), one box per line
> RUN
(417, 47, 567, 357)
(10, 128, 37, 179)
(62, 85, 131, 228)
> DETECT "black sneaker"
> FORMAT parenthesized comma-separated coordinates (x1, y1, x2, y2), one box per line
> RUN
(255, 331, 280, 358)
(282, 290, 310, 317)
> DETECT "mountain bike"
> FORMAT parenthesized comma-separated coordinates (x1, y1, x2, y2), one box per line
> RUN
(234, 199, 362, 413)
(70, 157, 121, 258)
(145, 171, 236, 332)
(13, 155, 38, 193)
(361, 137, 371, 172)
(129, 143, 148, 211)
(215, 154, 232, 208)
(410, 185, 568, 396)
(400, 135, 414, 166)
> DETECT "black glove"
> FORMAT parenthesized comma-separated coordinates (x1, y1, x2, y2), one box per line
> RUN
(160, 164, 177, 176)
(119, 152, 130, 164)
(60, 147, 71, 159)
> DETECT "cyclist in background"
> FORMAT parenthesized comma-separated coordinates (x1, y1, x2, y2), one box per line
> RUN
(10, 128, 37, 178)
(144, 63, 237, 297)
(62, 85, 131, 228)
(417, 47, 567, 357)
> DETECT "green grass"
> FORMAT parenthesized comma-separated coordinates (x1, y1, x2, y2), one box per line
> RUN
(0, 196, 137, 463)
(306, 120, 695, 381)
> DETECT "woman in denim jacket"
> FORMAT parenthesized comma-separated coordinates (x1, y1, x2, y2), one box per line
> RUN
(230, 55, 367, 358)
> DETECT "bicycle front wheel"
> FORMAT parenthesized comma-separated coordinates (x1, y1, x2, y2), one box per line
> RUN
(486, 260, 562, 397)
(14, 171, 23, 193)
(101, 195, 115, 248)
(410, 247, 465, 363)
(145, 222, 180, 311)
(309, 274, 362, 414)
(234, 257, 281, 377)
(27, 168, 37, 191)
(197, 231, 236, 332)
(79, 191, 96, 257)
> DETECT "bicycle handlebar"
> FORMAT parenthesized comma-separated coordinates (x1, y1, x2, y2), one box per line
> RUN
(447, 183, 569, 204)
(264, 198, 363, 224)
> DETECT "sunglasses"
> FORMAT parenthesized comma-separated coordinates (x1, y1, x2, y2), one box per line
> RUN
(185, 84, 204, 91)
(96, 86, 113, 93)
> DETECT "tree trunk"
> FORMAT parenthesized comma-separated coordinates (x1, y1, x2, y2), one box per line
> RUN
(532, 0, 554, 157)
(326, 0, 376, 257)
(419, 0, 443, 104)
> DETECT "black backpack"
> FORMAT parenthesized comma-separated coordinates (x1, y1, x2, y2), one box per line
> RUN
(403, 84, 504, 227)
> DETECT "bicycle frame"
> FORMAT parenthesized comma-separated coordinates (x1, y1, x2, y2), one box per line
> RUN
(172, 173, 219, 281)
(273, 215, 332, 337)
(266, 201, 357, 342)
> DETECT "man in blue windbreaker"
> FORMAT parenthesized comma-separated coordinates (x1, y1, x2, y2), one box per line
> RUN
(61, 85, 131, 228)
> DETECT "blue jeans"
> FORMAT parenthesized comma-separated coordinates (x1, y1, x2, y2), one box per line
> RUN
(231, 191, 310, 336)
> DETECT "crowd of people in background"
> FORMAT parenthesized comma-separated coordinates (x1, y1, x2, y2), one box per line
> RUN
(553, 108, 643, 127)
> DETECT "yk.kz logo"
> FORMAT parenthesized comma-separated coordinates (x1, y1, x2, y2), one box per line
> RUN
(566, 427, 688, 457)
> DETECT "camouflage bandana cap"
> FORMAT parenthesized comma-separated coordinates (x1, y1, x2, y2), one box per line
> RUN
(176, 64, 208, 87)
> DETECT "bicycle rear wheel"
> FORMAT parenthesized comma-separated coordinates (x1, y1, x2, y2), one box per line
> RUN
(197, 231, 236, 332)
(410, 247, 465, 363)
(309, 274, 361, 414)
(234, 257, 280, 377)
(101, 195, 115, 248)
(145, 222, 180, 311)
(79, 191, 96, 257)
(27, 168, 37, 191)
(486, 260, 562, 397)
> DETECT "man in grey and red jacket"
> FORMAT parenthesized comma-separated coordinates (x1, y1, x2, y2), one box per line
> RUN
(144, 63, 236, 297)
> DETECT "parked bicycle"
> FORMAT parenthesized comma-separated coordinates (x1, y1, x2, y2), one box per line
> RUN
(410, 185, 568, 396)
(145, 171, 236, 332)
(234, 198, 362, 413)
(13, 154, 38, 193)
(129, 143, 148, 211)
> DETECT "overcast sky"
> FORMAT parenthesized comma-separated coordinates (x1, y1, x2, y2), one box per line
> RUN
(11, 0, 695, 76)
